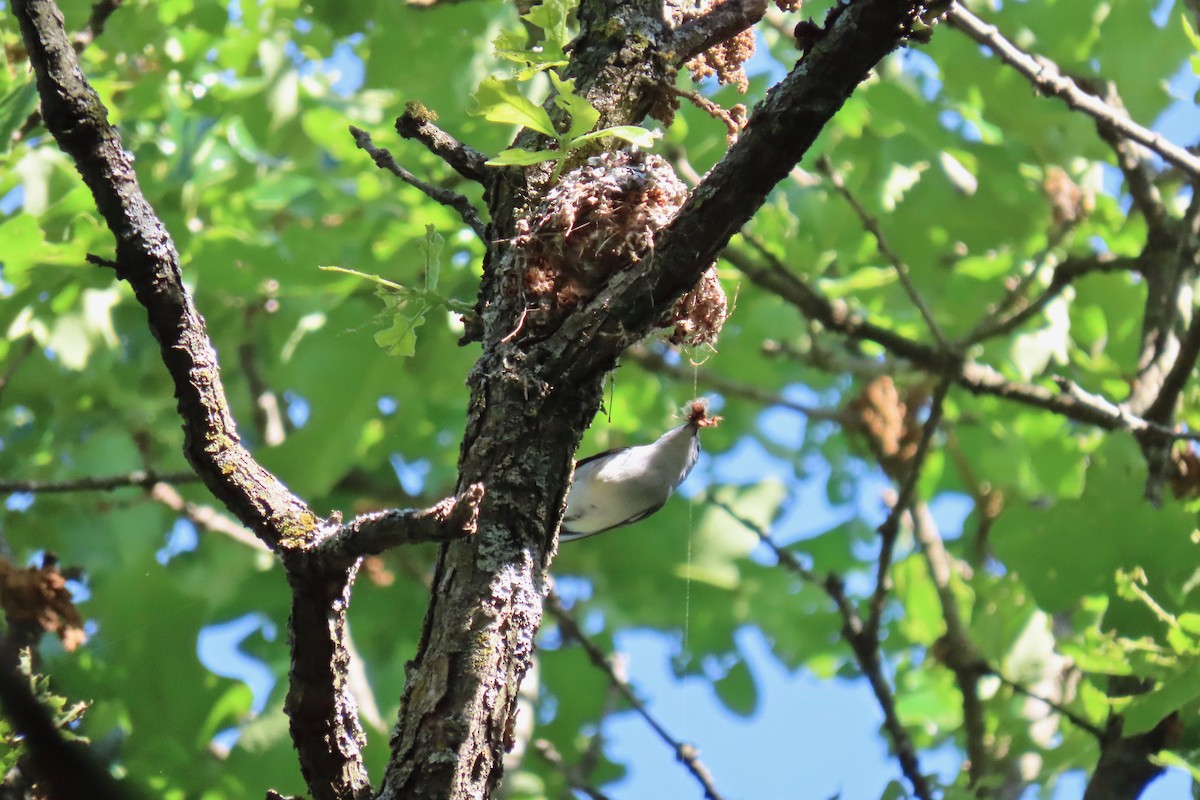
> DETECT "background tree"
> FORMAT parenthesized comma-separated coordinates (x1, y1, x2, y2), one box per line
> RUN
(1, 1, 1199, 799)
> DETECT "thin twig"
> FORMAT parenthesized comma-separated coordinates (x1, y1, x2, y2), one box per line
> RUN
(532, 739, 615, 800)
(911, 503, 989, 785)
(991, 672, 1105, 739)
(728, 242, 1200, 442)
(545, 593, 728, 800)
(705, 497, 934, 800)
(667, 85, 745, 142)
(866, 373, 954, 639)
(349, 125, 486, 240)
(626, 346, 845, 421)
(965, 254, 1140, 346)
(0, 337, 36, 405)
(815, 156, 949, 349)
(394, 106, 490, 184)
(0, 470, 199, 494)
(947, 4, 1200, 181)
(148, 482, 268, 553)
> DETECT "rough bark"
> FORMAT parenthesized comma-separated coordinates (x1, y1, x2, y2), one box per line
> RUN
(379, 1, 925, 797)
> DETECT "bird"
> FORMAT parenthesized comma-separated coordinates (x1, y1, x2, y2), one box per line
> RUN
(560, 399, 720, 541)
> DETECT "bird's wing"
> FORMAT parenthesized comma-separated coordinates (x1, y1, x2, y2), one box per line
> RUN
(573, 445, 631, 469)
(559, 499, 667, 542)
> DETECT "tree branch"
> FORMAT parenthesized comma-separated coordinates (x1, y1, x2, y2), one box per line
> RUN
(0, 470, 199, 494)
(815, 155, 948, 349)
(964, 254, 1140, 346)
(394, 105, 490, 184)
(380, 3, 926, 797)
(147, 482, 268, 553)
(669, 0, 767, 66)
(549, 0, 927, 383)
(0, 641, 134, 800)
(625, 345, 845, 421)
(545, 593, 728, 800)
(866, 374, 953, 640)
(946, 4, 1200, 181)
(1085, 81, 1171, 238)
(729, 242, 1200, 441)
(532, 739, 614, 800)
(283, 557, 372, 800)
(12, 0, 317, 549)
(318, 483, 485, 562)
(707, 497, 934, 800)
(349, 125, 486, 240)
(991, 672, 1104, 740)
(912, 503, 990, 786)
(0, 337, 36, 406)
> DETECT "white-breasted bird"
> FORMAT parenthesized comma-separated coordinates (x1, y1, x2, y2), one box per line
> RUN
(560, 400, 720, 541)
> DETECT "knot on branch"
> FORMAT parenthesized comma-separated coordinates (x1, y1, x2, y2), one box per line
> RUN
(435, 482, 486, 535)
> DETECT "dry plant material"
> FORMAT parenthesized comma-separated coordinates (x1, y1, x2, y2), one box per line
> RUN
(845, 376, 929, 481)
(686, 397, 724, 428)
(659, 265, 729, 347)
(1043, 166, 1093, 227)
(0, 556, 86, 651)
(511, 150, 727, 345)
(1169, 446, 1200, 500)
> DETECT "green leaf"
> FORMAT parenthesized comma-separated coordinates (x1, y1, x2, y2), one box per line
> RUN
(1182, 14, 1200, 76)
(0, 81, 38, 155)
(548, 70, 599, 142)
(419, 224, 444, 292)
(374, 298, 429, 358)
(522, 0, 575, 53)
(485, 148, 563, 166)
(570, 125, 659, 148)
(473, 76, 557, 137)
(1123, 657, 1200, 736)
(713, 658, 758, 717)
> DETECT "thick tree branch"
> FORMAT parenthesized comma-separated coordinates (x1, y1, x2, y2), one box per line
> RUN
(13, 0, 317, 549)
(1082, 715, 1179, 800)
(283, 558, 372, 800)
(0, 642, 134, 800)
(947, 4, 1200, 181)
(382, 3, 925, 797)
(350, 125, 486, 240)
(549, 0, 927, 382)
(545, 594, 727, 800)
